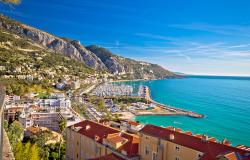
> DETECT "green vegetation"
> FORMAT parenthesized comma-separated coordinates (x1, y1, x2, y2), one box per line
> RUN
(4, 121, 24, 149)
(112, 96, 148, 104)
(14, 141, 40, 160)
(0, 30, 95, 95)
(59, 119, 66, 132)
(27, 131, 65, 160)
(0, 78, 54, 96)
(4, 120, 66, 160)
(4, 120, 40, 160)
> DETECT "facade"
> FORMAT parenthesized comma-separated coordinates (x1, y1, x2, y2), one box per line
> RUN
(139, 125, 250, 160)
(4, 94, 20, 104)
(36, 98, 71, 109)
(66, 120, 139, 160)
(120, 120, 144, 134)
(4, 106, 24, 121)
(19, 112, 64, 131)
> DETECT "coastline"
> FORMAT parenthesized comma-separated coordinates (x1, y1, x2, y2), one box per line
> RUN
(110, 78, 205, 120)
(140, 86, 204, 118)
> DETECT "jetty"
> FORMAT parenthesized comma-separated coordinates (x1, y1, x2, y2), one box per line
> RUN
(137, 86, 204, 118)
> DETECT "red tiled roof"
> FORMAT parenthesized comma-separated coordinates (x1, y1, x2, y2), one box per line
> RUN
(223, 152, 239, 160)
(128, 121, 140, 126)
(69, 120, 139, 158)
(106, 133, 128, 144)
(87, 153, 124, 160)
(140, 125, 250, 160)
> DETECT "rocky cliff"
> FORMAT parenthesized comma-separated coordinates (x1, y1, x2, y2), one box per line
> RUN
(0, 14, 175, 79)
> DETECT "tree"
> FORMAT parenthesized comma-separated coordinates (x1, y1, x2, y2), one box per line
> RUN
(97, 98, 106, 112)
(29, 144, 40, 160)
(14, 141, 40, 160)
(14, 141, 23, 160)
(59, 119, 66, 132)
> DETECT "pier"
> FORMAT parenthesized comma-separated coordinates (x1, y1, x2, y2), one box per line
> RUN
(139, 86, 204, 118)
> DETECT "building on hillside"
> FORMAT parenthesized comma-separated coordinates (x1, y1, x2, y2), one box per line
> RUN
(25, 125, 49, 137)
(4, 106, 24, 121)
(66, 120, 139, 160)
(36, 98, 71, 109)
(19, 111, 64, 131)
(138, 125, 250, 160)
(120, 121, 144, 134)
(5, 94, 20, 104)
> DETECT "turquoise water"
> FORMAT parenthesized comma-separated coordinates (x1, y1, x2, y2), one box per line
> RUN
(118, 76, 250, 146)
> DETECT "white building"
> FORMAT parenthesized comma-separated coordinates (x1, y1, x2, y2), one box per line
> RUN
(36, 98, 71, 109)
(5, 95, 21, 104)
(19, 111, 64, 131)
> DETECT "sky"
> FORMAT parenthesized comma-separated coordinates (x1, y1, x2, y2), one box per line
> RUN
(1, 0, 250, 76)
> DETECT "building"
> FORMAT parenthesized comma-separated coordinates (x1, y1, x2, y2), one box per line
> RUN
(138, 125, 250, 160)
(120, 120, 144, 134)
(19, 111, 64, 131)
(5, 94, 20, 104)
(4, 106, 24, 121)
(36, 98, 71, 109)
(66, 120, 139, 160)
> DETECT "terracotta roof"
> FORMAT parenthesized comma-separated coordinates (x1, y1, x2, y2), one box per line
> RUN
(222, 152, 240, 160)
(26, 126, 48, 135)
(70, 120, 139, 158)
(87, 153, 124, 160)
(106, 133, 128, 144)
(140, 125, 250, 160)
(128, 121, 140, 126)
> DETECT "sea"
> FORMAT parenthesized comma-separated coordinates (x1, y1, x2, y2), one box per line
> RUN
(116, 76, 250, 146)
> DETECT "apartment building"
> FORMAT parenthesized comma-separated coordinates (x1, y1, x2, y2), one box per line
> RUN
(19, 111, 64, 131)
(36, 98, 71, 109)
(138, 125, 250, 160)
(66, 120, 139, 160)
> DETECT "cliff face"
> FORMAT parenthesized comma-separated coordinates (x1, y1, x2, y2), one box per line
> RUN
(0, 14, 175, 79)
(86, 45, 176, 79)
(0, 15, 107, 70)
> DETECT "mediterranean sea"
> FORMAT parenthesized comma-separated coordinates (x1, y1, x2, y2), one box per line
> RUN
(118, 76, 250, 146)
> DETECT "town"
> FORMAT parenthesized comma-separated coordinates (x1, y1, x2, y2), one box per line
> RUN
(1, 81, 250, 160)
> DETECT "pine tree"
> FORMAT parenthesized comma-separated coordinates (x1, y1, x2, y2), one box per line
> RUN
(30, 144, 40, 160)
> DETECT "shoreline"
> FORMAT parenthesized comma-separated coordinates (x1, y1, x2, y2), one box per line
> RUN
(139, 86, 204, 118)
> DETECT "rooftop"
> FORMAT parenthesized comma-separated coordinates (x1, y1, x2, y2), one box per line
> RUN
(69, 120, 139, 158)
(87, 153, 124, 160)
(140, 124, 250, 160)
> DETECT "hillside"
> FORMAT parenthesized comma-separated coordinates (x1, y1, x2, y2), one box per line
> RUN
(0, 14, 175, 79)
(86, 45, 175, 79)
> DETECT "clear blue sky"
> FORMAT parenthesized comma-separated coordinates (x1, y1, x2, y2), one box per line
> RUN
(1, 0, 250, 76)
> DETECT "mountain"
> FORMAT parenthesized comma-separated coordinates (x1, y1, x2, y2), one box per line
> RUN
(86, 45, 175, 79)
(0, 14, 175, 79)
(0, 14, 106, 70)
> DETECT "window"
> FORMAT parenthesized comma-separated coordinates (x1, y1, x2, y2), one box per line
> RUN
(175, 157, 180, 160)
(77, 141, 79, 146)
(175, 145, 180, 151)
(76, 154, 78, 158)
(145, 146, 150, 155)
(152, 152, 157, 160)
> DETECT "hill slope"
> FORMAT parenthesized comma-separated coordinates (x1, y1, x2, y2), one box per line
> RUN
(87, 45, 175, 79)
(0, 14, 175, 79)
